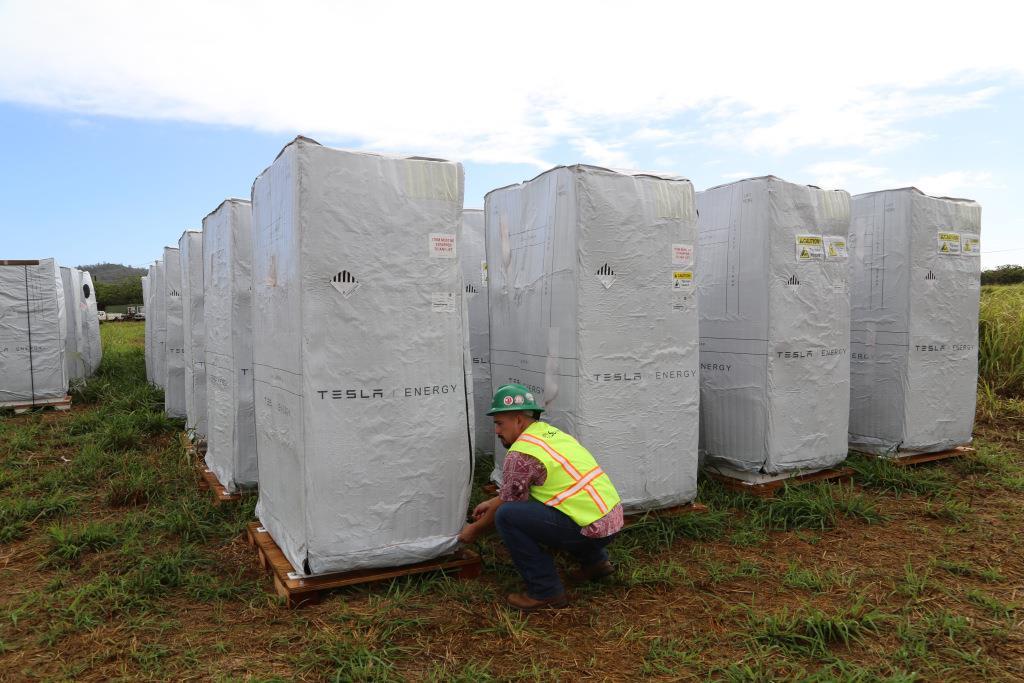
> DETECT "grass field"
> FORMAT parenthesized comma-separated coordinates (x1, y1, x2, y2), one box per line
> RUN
(2, 311, 1023, 680)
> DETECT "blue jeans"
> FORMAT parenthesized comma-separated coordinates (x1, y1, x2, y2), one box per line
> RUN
(495, 500, 616, 600)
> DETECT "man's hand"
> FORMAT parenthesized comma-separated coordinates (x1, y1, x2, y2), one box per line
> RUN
(458, 522, 481, 544)
(458, 496, 502, 544)
(472, 498, 498, 520)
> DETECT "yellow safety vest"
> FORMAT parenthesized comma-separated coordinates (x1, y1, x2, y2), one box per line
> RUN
(510, 421, 621, 527)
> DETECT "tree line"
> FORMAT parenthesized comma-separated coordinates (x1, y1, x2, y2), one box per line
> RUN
(981, 265, 1024, 286)
(95, 278, 143, 309)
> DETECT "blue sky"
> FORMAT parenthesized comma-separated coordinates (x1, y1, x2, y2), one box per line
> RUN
(1, 1, 1021, 270)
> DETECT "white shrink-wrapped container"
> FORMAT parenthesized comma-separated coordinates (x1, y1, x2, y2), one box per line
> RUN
(146, 264, 158, 385)
(460, 209, 491, 455)
(486, 165, 700, 511)
(162, 247, 186, 418)
(0, 259, 67, 404)
(142, 273, 151, 383)
(849, 188, 981, 455)
(78, 271, 101, 375)
(203, 200, 257, 492)
(251, 137, 473, 575)
(152, 260, 167, 389)
(696, 176, 851, 476)
(60, 267, 84, 381)
(179, 230, 207, 438)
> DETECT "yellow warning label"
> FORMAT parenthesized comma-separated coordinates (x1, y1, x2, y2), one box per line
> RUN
(937, 230, 961, 255)
(795, 234, 825, 261)
(672, 271, 693, 288)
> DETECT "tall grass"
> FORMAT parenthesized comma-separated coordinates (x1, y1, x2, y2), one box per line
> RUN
(979, 284, 1024, 399)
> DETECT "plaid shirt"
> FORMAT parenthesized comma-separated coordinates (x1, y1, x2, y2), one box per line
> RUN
(499, 450, 623, 538)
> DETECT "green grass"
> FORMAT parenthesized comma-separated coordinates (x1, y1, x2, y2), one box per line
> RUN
(3, 320, 1024, 680)
(748, 602, 889, 658)
(45, 521, 120, 568)
(846, 454, 952, 496)
(979, 284, 1024, 401)
(782, 562, 853, 593)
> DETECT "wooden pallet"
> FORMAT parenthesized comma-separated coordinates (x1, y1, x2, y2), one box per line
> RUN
(705, 466, 855, 498)
(0, 394, 72, 414)
(197, 465, 243, 505)
(245, 522, 482, 607)
(624, 502, 708, 526)
(875, 446, 974, 467)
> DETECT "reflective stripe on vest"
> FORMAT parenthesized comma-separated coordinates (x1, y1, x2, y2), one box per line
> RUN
(510, 422, 621, 527)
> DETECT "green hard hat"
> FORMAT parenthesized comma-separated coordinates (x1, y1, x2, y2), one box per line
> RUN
(487, 383, 544, 416)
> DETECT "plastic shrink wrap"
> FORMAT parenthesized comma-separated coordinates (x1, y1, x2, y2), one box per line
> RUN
(848, 188, 981, 455)
(251, 137, 472, 574)
(696, 176, 851, 475)
(486, 165, 700, 511)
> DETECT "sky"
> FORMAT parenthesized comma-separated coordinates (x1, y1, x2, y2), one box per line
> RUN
(1, 0, 1022, 270)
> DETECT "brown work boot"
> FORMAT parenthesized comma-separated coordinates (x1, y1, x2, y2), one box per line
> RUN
(506, 592, 569, 612)
(568, 559, 615, 583)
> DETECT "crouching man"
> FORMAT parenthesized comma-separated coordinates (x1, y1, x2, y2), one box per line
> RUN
(459, 384, 623, 611)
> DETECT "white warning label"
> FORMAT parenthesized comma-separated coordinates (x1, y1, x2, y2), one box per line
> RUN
(481, 260, 489, 285)
(937, 231, 961, 255)
(429, 233, 457, 258)
(795, 235, 824, 261)
(431, 292, 455, 313)
(824, 236, 848, 260)
(672, 270, 693, 289)
(960, 233, 981, 256)
(671, 244, 694, 267)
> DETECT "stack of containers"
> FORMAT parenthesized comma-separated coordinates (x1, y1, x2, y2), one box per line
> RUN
(60, 266, 84, 381)
(0, 259, 67, 405)
(163, 247, 186, 417)
(203, 200, 257, 492)
(251, 137, 472, 574)
(696, 176, 851, 478)
(460, 208, 491, 455)
(179, 230, 208, 439)
(848, 188, 982, 455)
(78, 271, 101, 375)
(486, 165, 701, 511)
(152, 260, 167, 389)
(142, 273, 151, 384)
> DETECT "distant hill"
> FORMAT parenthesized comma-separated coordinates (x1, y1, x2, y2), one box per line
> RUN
(77, 263, 147, 283)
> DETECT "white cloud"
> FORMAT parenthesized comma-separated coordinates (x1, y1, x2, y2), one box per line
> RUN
(570, 137, 636, 169)
(803, 161, 892, 191)
(912, 171, 1000, 197)
(0, 1, 1021, 164)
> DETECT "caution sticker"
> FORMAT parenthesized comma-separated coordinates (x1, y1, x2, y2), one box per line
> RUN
(429, 233, 457, 258)
(937, 231, 961, 255)
(431, 292, 455, 313)
(795, 235, 824, 261)
(480, 260, 489, 286)
(961, 233, 980, 256)
(671, 244, 694, 267)
(824, 236, 848, 260)
(672, 271, 693, 289)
